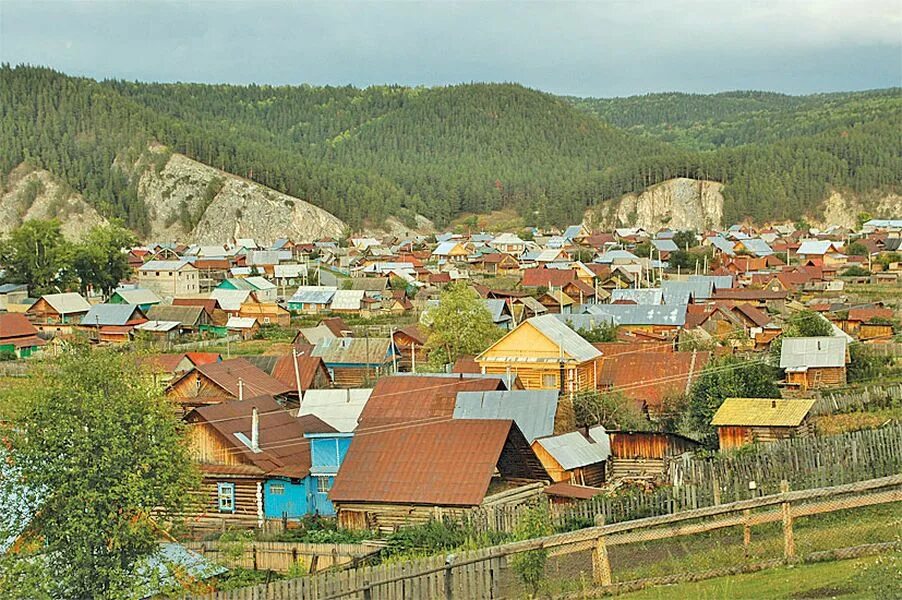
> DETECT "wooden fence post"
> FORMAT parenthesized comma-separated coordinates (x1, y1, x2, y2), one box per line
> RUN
(742, 509, 751, 557)
(591, 515, 612, 586)
(362, 579, 372, 600)
(444, 554, 454, 600)
(780, 480, 795, 561)
(712, 473, 721, 506)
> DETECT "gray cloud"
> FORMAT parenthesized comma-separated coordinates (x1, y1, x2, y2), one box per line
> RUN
(0, 0, 899, 96)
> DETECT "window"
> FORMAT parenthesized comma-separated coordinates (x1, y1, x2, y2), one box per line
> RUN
(269, 483, 285, 496)
(542, 374, 557, 388)
(217, 482, 235, 512)
(316, 476, 331, 493)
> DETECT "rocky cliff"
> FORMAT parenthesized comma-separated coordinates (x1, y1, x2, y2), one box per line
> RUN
(0, 163, 106, 239)
(585, 178, 725, 231)
(137, 147, 346, 244)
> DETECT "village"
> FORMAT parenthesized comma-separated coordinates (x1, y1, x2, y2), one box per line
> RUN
(1, 217, 900, 597)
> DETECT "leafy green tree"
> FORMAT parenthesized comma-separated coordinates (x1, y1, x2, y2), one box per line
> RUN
(688, 356, 780, 447)
(572, 321, 618, 343)
(424, 283, 503, 368)
(784, 310, 834, 338)
(573, 390, 651, 431)
(71, 221, 137, 297)
(672, 230, 697, 250)
(510, 504, 552, 598)
(1, 349, 198, 599)
(0, 219, 72, 295)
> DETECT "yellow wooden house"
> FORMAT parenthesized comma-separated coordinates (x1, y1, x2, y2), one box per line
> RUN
(476, 314, 601, 393)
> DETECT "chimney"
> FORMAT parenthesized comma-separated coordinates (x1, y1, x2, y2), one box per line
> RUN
(251, 407, 259, 452)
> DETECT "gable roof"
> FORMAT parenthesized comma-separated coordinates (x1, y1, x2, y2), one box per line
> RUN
(358, 374, 508, 428)
(245, 353, 329, 392)
(582, 304, 687, 326)
(184, 358, 292, 399)
(600, 351, 710, 409)
(0, 313, 40, 340)
(329, 419, 545, 506)
(34, 292, 91, 315)
(521, 267, 576, 288)
(111, 288, 162, 305)
(533, 429, 610, 470)
(187, 395, 335, 478)
(611, 288, 663, 305)
(488, 315, 601, 363)
(311, 337, 395, 366)
(780, 336, 847, 369)
(711, 398, 816, 427)
(453, 390, 559, 443)
(297, 389, 373, 432)
(81, 304, 146, 327)
(146, 305, 206, 326)
(210, 289, 254, 311)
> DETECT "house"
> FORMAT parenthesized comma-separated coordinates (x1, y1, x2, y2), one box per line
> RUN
(172, 297, 224, 326)
(26, 292, 91, 333)
(476, 315, 601, 393)
(0, 313, 45, 358)
(109, 287, 163, 312)
(184, 396, 338, 528)
(226, 316, 260, 340)
(330, 290, 367, 315)
(311, 337, 399, 387)
(453, 389, 568, 442)
(287, 286, 337, 313)
(244, 353, 332, 396)
(489, 233, 528, 256)
(80, 303, 147, 330)
(146, 305, 212, 333)
(521, 266, 576, 289)
(797, 240, 846, 266)
(137, 260, 200, 298)
(210, 289, 256, 315)
(711, 398, 817, 450)
(608, 431, 700, 478)
(431, 241, 471, 262)
(474, 252, 520, 275)
(780, 336, 848, 391)
(531, 426, 610, 486)
(483, 298, 514, 329)
(392, 324, 428, 372)
(329, 419, 548, 531)
(0, 284, 28, 311)
(537, 289, 574, 315)
(237, 301, 291, 327)
(304, 432, 355, 516)
(831, 307, 896, 341)
(167, 357, 293, 410)
(577, 304, 687, 337)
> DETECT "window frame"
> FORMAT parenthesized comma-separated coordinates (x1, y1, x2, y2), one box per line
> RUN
(217, 482, 236, 513)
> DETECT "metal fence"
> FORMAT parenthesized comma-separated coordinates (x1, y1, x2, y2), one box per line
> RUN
(183, 474, 902, 599)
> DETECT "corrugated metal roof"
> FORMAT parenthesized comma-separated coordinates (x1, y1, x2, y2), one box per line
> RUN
(227, 316, 257, 329)
(329, 419, 542, 506)
(524, 315, 602, 362)
(708, 236, 736, 256)
(611, 288, 663, 305)
(81, 303, 145, 326)
(135, 320, 180, 332)
(662, 280, 713, 305)
(245, 276, 276, 291)
(311, 337, 395, 366)
(797, 240, 836, 255)
(330, 289, 365, 310)
(146, 305, 205, 326)
(652, 239, 679, 253)
(534, 430, 610, 470)
(288, 286, 336, 305)
(183, 358, 292, 399)
(111, 288, 162, 305)
(740, 238, 774, 256)
(273, 264, 307, 278)
(38, 292, 91, 315)
(711, 398, 816, 427)
(582, 304, 687, 326)
(688, 274, 734, 291)
(139, 260, 194, 271)
(453, 390, 558, 443)
(298, 389, 372, 432)
(780, 336, 847, 369)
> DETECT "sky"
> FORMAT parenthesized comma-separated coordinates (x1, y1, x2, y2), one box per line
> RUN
(1, 0, 900, 97)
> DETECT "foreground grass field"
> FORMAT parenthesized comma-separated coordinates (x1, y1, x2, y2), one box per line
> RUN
(615, 553, 901, 599)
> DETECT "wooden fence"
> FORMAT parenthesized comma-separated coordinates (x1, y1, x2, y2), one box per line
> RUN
(181, 541, 383, 574)
(810, 383, 902, 416)
(183, 474, 902, 599)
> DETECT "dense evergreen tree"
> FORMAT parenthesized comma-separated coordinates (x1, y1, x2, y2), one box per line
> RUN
(2, 65, 899, 234)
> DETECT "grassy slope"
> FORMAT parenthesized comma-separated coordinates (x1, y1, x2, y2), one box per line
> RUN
(615, 554, 900, 599)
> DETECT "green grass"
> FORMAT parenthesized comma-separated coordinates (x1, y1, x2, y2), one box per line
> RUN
(614, 553, 901, 599)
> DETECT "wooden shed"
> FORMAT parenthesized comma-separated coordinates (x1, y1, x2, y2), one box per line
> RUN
(531, 426, 609, 487)
(780, 336, 848, 391)
(608, 431, 700, 479)
(711, 398, 816, 450)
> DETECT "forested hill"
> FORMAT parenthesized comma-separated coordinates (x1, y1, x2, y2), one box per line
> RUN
(2, 65, 900, 236)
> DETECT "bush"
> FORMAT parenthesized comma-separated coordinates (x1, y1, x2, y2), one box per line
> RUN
(510, 504, 553, 598)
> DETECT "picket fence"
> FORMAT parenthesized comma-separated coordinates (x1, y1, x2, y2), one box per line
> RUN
(181, 541, 382, 574)
(810, 383, 902, 416)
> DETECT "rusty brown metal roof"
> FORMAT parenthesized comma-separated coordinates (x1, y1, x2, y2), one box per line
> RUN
(600, 351, 710, 410)
(0, 313, 40, 340)
(194, 358, 293, 399)
(329, 419, 545, 506)
(358, 375, 508, 427)
(188, 395, 335, 478)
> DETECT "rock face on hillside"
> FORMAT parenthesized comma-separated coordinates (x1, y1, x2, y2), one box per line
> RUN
(810, 190, 902, 230)
(0, 164, 106, 240)
(138, 148, 346, 244)
(586, 178, 724, 231)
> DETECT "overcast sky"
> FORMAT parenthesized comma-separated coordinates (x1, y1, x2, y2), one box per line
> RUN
(1, 1, 900, 97)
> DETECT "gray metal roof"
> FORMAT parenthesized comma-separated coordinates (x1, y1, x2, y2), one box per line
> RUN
(740, 238, 774, 256)
(330, 289, 365, 310)
(39, 292, 91, 315)
(525, 315, 602, 362)
(708, 236, 736, 256)
(662, 279, 714, 305)
(139, 259, 194, 271)
(483, 299, 512, 324)
(112, 287, 162, 305)
(81, 303, 144, 326)
(688, 274, 734, 291)
(0, 283, 27, 294)
(298, 389, 373, 432)
(611, 288, 663, 305)
(453, 390, 559, 443)
(534, 430, 610, 470)
(583, 303, 687, 326)
(780, 336, 847, 369)
(288, 286, 336, 305)
(652, 239, 679, 253)
(797, 240, 836, 256)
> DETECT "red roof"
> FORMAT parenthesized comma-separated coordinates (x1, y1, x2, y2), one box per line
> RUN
(179, 358, 293, 399)
(521, 267, 576, 288)
(451, 355, 482, 374)
(358, 375, 508, 427)
(847, 307, 895, 322)
(270, 354, 329, 391)
(329, 419, 544, 506)
(187, 395, 335, 478)
(172, 298, 218, 316)
(543, 481, 604, 500)
(592, 342, 671, 356)
(141, 353, 189, 374)
(185, 352, 222, 367)
(429, 273, 452, 284)
(600, 351, 710, 410)
(393, 324, 428, 346)
(731, 303, 772, 328)
(0, 313, 40, 341)
(320, 317, 353, 338)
